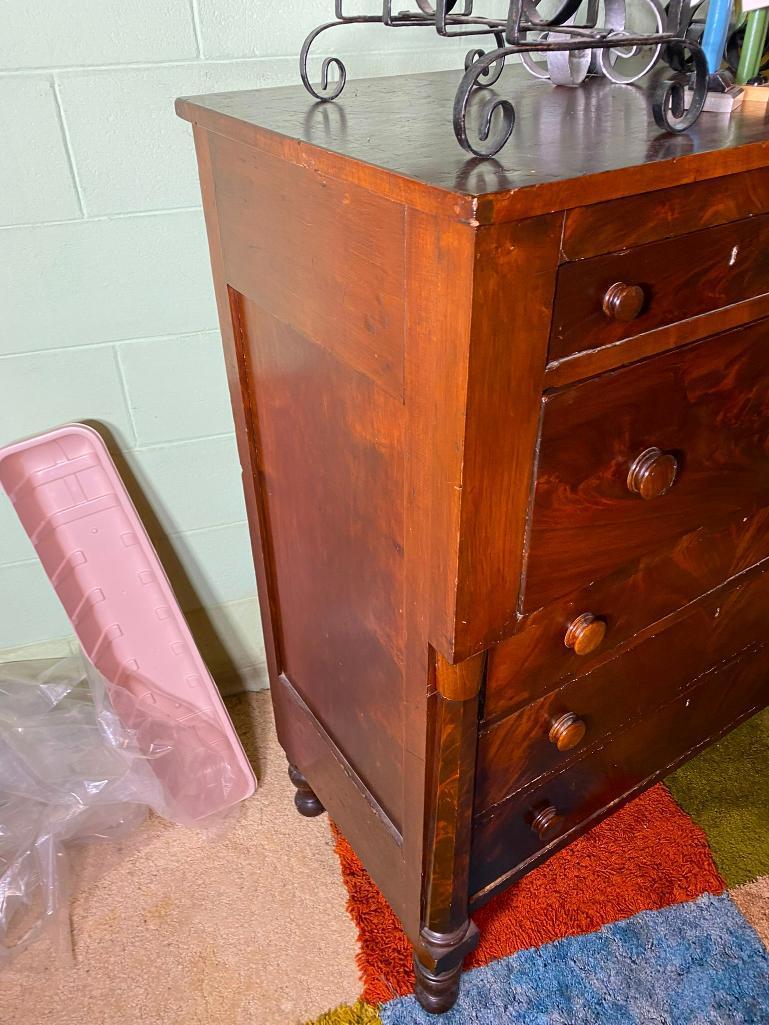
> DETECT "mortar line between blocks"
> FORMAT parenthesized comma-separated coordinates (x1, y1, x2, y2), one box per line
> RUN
(50, 74, 87, 218)
(112, 345, 140, 447)
(0, 206, 203, 232)
(0, 43, 475, 76)
(189, 0, 205, 59)
(131, 431, 237, 453)
(2, 328, 221, 359)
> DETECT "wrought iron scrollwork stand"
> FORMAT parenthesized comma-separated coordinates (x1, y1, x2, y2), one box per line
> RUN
(300, 1, 709, 157)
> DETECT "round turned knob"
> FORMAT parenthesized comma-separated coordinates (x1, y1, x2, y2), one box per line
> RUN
(602, 282, 645, 322)
(564, 612, 607, 656)
(549, 712, 587, 752)
(530, 805, 564, 843)
(627, 447, 679, 500)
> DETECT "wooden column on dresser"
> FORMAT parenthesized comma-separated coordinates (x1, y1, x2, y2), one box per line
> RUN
(178, 69, 769, 1012)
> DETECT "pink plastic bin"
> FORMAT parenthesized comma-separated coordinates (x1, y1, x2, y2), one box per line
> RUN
(0, 424, 256, 819)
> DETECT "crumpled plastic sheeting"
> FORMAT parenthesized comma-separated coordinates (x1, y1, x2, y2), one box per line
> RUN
(0, 653, 231, 967)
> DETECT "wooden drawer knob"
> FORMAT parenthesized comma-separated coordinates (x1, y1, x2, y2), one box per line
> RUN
(602, 281, 645, 322)
(549, 712, 587, 752)
(627, 447, 678, 500)
(530, 805, 564, 843)
(564, 612, 606, 656)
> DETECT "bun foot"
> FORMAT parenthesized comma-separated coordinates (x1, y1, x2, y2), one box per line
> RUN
(413, 955, 462, 1014)
(287, 763, 325, 817)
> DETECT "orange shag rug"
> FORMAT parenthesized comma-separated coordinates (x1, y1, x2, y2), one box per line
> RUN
(332, 783, 725, 1006)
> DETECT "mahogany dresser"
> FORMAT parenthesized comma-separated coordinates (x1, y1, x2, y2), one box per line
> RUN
(178, 70, 769, 1012)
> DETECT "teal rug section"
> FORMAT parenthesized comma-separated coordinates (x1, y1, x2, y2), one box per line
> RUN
(381, 894, 769, 1025)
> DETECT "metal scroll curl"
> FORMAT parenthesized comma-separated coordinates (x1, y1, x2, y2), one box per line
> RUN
(299, 1, 711, 158)
(299, 22, 350, 101)
(652, 38, 709, 131)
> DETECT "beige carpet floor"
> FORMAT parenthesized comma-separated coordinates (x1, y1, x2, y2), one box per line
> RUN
(1, 692, 361, 1025)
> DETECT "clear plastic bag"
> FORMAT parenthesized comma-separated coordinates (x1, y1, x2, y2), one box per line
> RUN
(0, 652, 237, 968)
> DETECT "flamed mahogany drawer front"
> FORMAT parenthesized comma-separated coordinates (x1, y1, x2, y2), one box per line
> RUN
(477, 565, 769, 812)
(485, 504, 769, 722)
(550, 213, 769, 363)
(470, 644, 769, 899)
(525, 318, 769, 612)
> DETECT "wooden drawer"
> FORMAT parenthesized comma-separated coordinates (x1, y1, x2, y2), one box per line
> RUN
(550, 214, 769, 363)
(525, 318, 769, 612)
(486, 503, 769, 721)
(470, 643, 769, 900)
(477, 564, 769, 812)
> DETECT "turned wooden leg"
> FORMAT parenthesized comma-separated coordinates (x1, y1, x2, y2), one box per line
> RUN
(412, 921, 478, 1014)
(413, 955, 463, 1014)
(287, 763, 325, 817)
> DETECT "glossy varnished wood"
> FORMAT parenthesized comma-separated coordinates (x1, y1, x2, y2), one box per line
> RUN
(210, 132, 405, 399)
(526, 319, 769, 610)
(235, 299, 406, 828)
(472, 643, 769, 899)
(485, 503, 769, 722)
(182, 79, 769, 1012)
(545, 290, 769, 389)
(453, 215, 561, 656)
(561, 165, 769, 259)
(178, 68, 769, 226)
(551, 215, 769, 362)
(478, 564, 769, 811)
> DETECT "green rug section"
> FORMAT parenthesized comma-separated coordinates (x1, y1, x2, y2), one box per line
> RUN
(305, 1002, 382, 1025)
(667, 706, 769, 887)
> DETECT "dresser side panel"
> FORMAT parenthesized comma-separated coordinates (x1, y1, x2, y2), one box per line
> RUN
(198, 128, 409, 842)
(209, 131, 406, 401)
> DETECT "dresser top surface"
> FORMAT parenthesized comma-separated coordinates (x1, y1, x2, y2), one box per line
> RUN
(178, 67, 769, 223)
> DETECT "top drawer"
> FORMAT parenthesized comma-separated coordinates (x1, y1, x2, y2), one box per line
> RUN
(524, 317, 769, 612)
(550, 214, 769, 363)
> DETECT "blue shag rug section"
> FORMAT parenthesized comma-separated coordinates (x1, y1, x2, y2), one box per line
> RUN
(381, 894, 769, 1025)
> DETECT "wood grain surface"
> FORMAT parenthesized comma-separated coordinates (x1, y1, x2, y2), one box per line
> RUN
(471, 643, 769, 899)
(185, 85, 769, 1012)
(485, 503, 769, 721)
(178, 68, 769, 225)
(526, 318, 769, 610)
(561, 165, 769, 259)
(551, 214, 769, 361)
(477, 564, 769, 811)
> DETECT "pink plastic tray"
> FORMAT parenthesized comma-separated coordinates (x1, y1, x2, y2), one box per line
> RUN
(0, 424, 256, 819)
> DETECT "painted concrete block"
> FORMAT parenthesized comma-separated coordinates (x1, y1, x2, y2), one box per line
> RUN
(117, 332, 233, 445)
(126, 435, 246, 535)
(1, 0, 197, 69)
(0, 212, 217, 354)
(0, 344, 135, 448)
(0, 77, 81, 226)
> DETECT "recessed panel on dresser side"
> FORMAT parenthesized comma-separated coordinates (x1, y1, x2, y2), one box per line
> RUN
(207, 130, 411, 840)
(233, 299, 407, 832)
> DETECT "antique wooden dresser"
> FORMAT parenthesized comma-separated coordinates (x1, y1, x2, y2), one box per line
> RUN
(178, 70, 769, 1012)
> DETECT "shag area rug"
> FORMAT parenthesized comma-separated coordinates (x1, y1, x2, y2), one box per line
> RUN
(309, 707, 769, 1025)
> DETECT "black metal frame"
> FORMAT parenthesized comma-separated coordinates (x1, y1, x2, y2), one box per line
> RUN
(299, 1, 708, 156)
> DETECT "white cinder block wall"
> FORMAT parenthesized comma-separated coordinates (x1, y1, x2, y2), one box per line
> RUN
(0, 1, 469, 688)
